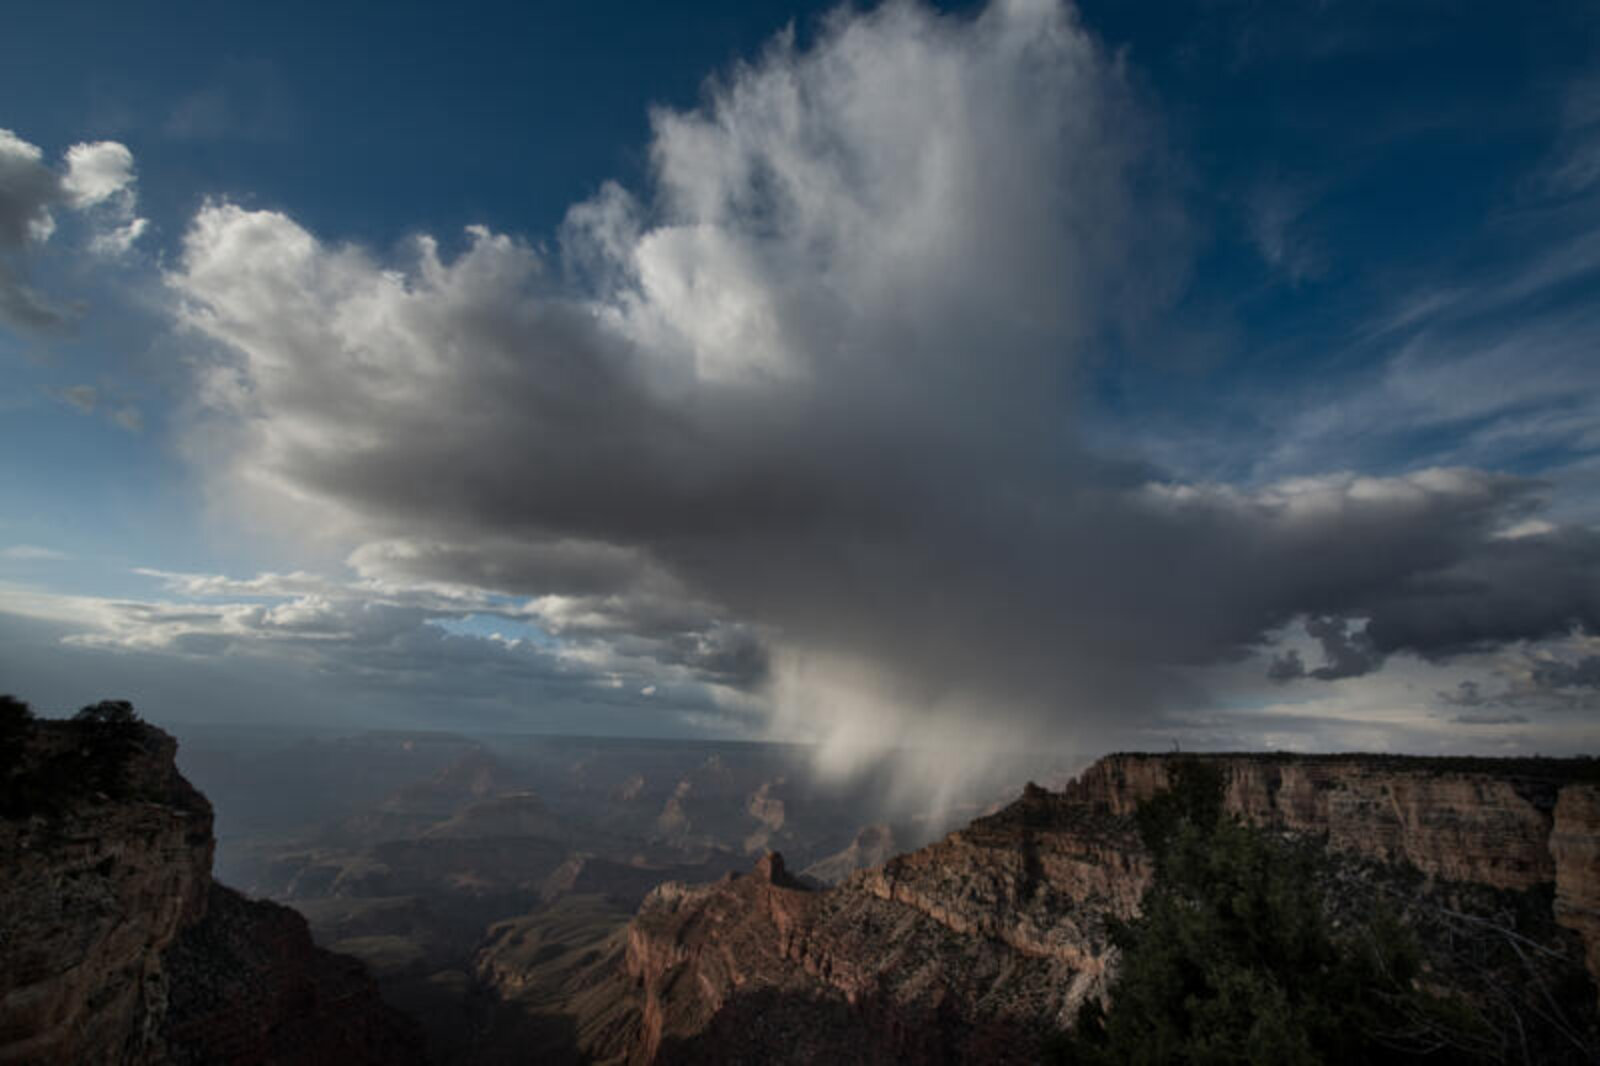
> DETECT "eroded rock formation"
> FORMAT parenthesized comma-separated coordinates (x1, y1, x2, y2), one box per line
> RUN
(568, 753, 1600, 1065)
(0, 718, 420, 1065)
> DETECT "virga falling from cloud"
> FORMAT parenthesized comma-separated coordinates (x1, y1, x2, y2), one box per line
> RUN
(154, 0, 1600, 792)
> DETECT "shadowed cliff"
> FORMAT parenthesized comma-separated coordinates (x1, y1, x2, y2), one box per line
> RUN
(0, 697, 424, 1065)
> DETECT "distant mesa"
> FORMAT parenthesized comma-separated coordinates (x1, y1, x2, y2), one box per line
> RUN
(801, 823, 898, 885)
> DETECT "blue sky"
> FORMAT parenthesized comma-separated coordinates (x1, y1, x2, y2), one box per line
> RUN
(2, 0, 1598, 773)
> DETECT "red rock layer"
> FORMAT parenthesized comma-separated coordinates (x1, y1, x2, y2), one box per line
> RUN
(598, 754, 1600, 1065)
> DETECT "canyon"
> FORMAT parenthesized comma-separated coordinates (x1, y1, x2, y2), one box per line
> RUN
(548, 754, 1600, 1064)
(3, 706, 1596, 1064)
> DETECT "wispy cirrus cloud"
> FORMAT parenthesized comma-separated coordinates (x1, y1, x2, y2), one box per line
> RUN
(1, 545, 68, 561)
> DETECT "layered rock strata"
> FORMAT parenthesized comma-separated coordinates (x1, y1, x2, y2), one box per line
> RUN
(0, 719, 420, 1065)
(589, 753, 1600, 1065)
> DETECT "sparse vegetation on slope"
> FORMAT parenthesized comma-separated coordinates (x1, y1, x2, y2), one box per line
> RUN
(1051, 758, 1597, 1065)
(0, 695, 175, 815)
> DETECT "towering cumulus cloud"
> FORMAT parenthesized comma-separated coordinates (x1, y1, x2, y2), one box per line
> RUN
(169, 0, 1599, 774)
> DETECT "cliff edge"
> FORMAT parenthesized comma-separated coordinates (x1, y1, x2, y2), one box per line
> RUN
(561, 752, 1600, 1065)
(0, 707, 423, 1065)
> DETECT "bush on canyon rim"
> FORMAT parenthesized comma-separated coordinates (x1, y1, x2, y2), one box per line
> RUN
(1049, 759, 1488, 1066)
(0, 696, 154, 815)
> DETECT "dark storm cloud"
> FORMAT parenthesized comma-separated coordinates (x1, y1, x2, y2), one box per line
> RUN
(1268, 616, 1384, 681)
(1532, 654, 1600, 691)
(1360, 526, 1600, 661)
(1438, 680, 1490, 708)
(1430, 646, 1600, 719)
(166, 1, 1600, 756)
(1266, 651, 1307, 683)
(1267, 509, 1600, 684)
(347, 539, 663, 599)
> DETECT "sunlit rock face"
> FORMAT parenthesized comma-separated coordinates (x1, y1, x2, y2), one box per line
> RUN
(567, 753, 1600, 1066)
(1086, 752, 1600, 979)
(1081, 753, 1562, 887)
(0, 719, 420, 1065)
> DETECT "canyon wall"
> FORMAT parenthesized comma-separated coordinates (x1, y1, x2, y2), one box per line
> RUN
(0, 719, 420, 1065)
(1079, 753, 1599, 964)
(590, 753, 1600, 1065)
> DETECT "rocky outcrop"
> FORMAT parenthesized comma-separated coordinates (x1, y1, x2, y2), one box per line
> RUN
(1076, 753, 1566, 889)
(1553, 784, 1600, 988)
(654, 781, 694, 840)
(328, 835, 569, 899)
(0, 720, 213, 1064)
(589, 753, 1600, 1065)
(422, 791, 565, 841)
(388, 748, 509, 814)
(0, 716, 420, 1065)
(162, 883, 423, 1065)
(539, 852, 747, 909)
(802, 823, 897, 885)
(1082, 753, 1600, 981)
(742, 780, 788, 853)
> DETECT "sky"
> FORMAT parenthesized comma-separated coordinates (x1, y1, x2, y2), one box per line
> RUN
(2, 0, 1599, 781)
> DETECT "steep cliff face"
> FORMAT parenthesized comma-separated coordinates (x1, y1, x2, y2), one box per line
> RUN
(1553, 784, 1600, 985)
(0, 718, 421, 1065)
(1080, 753, 1599, 970)
(162, 883, 423, 1065)
(587, 753, 1600, 1065)
(0, 721, 213, 1065)
(607, 791, 1145, 1065)
(1076, 754, 1564, 889)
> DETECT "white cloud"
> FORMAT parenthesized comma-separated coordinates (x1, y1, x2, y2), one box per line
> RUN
(1, 545, 68, 561)
(64, 141, 148, 257)
(0, 128, 68, 327)
(61, 141, 136, 209)
(0, 129, 53, 245)
(0, 128, 147, 328)
(91, 217, 149, 258)
(154, 1, 1600, 787)
(0, 564, 751, 737)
